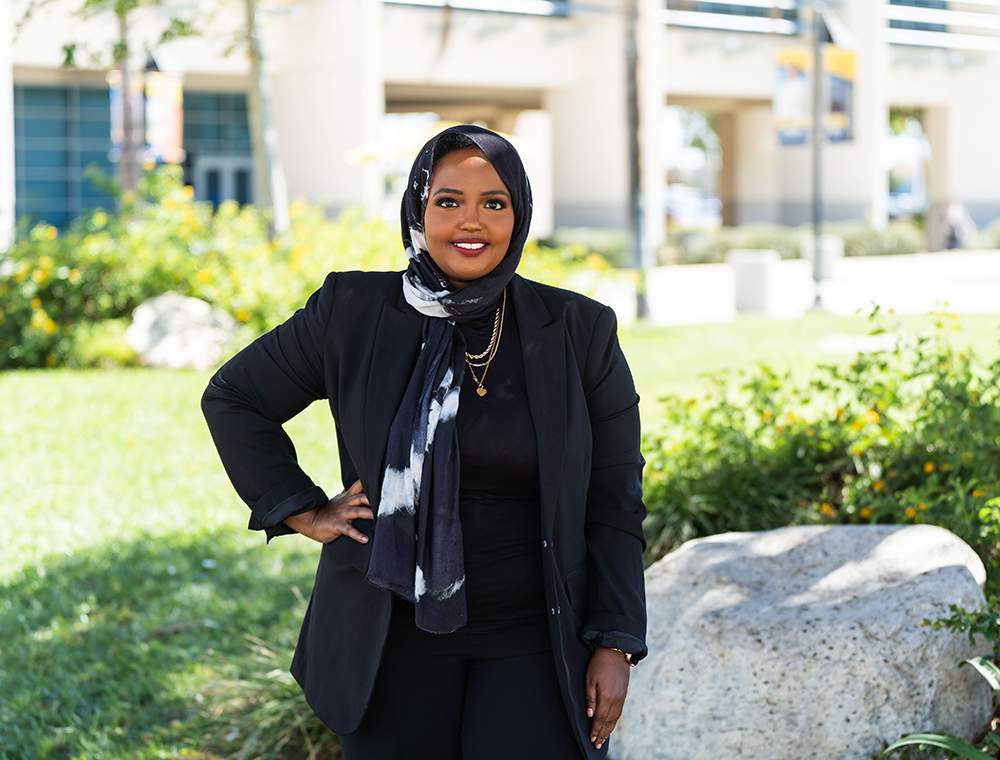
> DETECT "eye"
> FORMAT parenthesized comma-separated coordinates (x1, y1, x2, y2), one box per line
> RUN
(434, 197, 459, 209)
(485, 199, 507, 211)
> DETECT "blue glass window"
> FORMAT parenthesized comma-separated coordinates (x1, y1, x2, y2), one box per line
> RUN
(13, 85, 115, 228)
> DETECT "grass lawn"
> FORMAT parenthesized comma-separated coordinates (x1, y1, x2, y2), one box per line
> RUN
(2, 310, 998, 759)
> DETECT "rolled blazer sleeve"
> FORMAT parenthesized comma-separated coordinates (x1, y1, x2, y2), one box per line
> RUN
(201, 272, 338, 540)
(579, 306, 648, 661)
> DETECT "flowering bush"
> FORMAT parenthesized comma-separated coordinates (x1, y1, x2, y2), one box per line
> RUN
(642, 309, 1000, 590)
(1, 166, 623, 368)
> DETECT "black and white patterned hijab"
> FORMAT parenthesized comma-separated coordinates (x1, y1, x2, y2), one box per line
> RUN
(366, 125, 533, 634)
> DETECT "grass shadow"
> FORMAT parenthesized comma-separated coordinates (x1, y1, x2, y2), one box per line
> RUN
(0, 527, 334, 760)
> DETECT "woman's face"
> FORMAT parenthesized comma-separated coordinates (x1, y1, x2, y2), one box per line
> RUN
(424, 146, 515, 290)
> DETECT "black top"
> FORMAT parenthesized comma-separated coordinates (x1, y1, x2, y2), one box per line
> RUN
(456, 298, 546, 631)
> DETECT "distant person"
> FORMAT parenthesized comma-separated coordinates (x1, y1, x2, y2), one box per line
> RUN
(946, 199, 976, 250)
(202, 125, 648, 760)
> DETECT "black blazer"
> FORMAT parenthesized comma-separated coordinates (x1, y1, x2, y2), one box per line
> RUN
(202, 271, 647, 759)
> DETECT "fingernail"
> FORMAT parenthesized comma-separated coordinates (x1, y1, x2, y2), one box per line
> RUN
(587, 708, 594, 717)
(597, 742, 603, 749)
(361, 536, 368, 542)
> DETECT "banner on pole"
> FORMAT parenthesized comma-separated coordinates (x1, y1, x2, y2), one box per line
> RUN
(773, 46, 855, 146)
(144, 71, 185, 164)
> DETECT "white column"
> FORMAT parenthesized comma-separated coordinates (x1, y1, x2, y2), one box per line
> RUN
(0, 0, 15, 251)
(844, 0, 889, 229)
(638, 0, 665, 259)
(513, 109, 554, 240)
(545, 3, 628, 230)
(268, 0, 384, 215)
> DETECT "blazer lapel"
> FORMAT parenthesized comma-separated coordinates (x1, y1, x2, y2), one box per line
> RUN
(364, 295, 424, 509)
(511, 275, 567, 537)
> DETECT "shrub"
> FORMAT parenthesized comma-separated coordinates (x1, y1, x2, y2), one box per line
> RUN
(641, 309, 1000, 588)
(672, 220, 925, 264)
(1, 166, 620, 369)
(827, 220, 925, 257)
(541, 227, 632, 268)
(679, 222, 803, 264)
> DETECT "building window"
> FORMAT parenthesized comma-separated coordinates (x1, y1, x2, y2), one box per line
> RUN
(666, 1, 798, 24)
(13, 85, 116, 228)
(182, 91, 254, 207)
(888, 0, 948, 33)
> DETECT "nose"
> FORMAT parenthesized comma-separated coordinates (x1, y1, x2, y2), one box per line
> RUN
(458, 205, 483, 231)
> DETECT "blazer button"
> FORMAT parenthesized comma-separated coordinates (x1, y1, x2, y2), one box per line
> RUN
(542, 540, 548, 548)
(550, 607, 556, 616)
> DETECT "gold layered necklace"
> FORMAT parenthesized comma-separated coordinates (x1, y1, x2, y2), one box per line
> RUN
(465, 290, 506, 397)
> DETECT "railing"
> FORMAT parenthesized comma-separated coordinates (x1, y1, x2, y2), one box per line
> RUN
(662, 0, 800, 35)
(884, 0, 1000, 52)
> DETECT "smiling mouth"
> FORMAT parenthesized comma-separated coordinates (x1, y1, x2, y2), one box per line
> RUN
(453, 241, 487, 254)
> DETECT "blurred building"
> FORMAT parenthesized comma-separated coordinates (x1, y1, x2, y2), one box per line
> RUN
(3, 0, 1000, 246)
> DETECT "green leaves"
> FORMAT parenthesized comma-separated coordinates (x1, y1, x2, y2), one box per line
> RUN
(882, 734, 996, 760)
(641, 309, 1000, 579)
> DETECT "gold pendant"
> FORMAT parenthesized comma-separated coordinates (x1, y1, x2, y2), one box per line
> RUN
(476, 387, 487, 397)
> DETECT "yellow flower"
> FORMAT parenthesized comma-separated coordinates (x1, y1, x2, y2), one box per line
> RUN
(760, 411, 773, 422)
(948, 312, 960, 320)
(69, 269, 82, 284)
(805, 428, 815, 437)
(873, 480, 883, 491)
(586, 253, 605, 270)
(918, 502, 927, 510)
(924, 462, 936, 474)
(45, 226, 57, 240)
(39, 255, 53, 269)
(30, 297, 42, 310)
(236, 309, 251, 323)
(30, 309, 48, 329)
(835, 408, 844, 418)
(787, 412, 798, 423)
(904, 507, 917, 518)
(852, 420, 865, 432)
(866, 410, 880, 424)
(820, 503, 836, 518)
(973, 489, 987, 498)
(163, 198, 176, 210)
(182, 185, 195, 200)
(196, 269, 213, 283)
(43, 318, 58, 335)
(860, 507, 873, 519)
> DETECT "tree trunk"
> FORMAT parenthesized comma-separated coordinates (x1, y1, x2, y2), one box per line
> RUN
(246, 0, 289, 238)
(117, 13, 139, 196)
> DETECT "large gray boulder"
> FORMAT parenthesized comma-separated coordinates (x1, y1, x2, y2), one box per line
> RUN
(612, 525, 990, 760)
(126, 292, 237, 370)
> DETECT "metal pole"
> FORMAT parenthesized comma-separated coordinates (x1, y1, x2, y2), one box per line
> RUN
(811, 1, 825, 309)
(624, 0, 646, 315)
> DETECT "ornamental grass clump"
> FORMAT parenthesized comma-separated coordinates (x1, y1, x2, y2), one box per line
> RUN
(642, 309, 1000, 589)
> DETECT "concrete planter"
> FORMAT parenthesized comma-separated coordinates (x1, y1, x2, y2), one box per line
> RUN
(726, 249, 815, 318)
(645, 264, 736, 326)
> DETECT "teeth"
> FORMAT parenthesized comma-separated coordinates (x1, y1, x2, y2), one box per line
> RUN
(455, 242, 485, 250)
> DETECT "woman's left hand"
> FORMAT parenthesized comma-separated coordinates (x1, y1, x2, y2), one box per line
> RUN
(585, 647, 631, 750)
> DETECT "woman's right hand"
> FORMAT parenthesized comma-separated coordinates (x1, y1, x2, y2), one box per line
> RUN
(283, 480, 373, 544)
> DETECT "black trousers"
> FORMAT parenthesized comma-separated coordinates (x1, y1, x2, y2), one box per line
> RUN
(339, 602, 584, 760)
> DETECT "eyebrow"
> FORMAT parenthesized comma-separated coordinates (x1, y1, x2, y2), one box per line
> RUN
(433, 187, 511, 199)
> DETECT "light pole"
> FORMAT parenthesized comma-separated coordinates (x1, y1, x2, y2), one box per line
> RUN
(811, 1, 826, 309)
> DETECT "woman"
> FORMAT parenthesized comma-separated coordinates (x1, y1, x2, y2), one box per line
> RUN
(202, 125, 647, 760)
